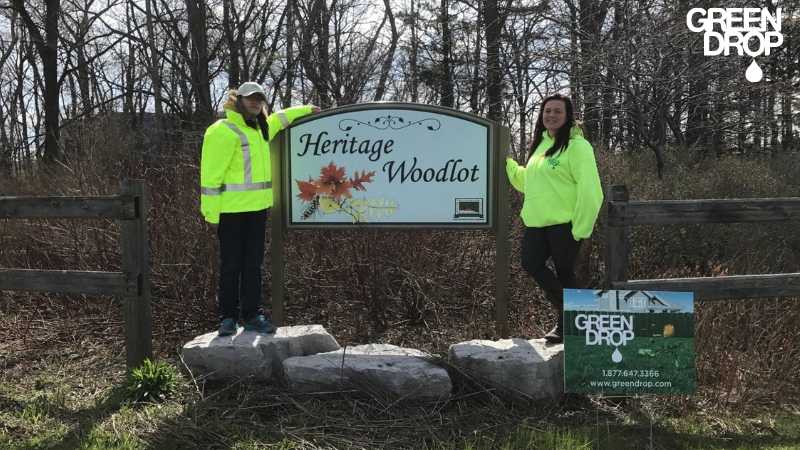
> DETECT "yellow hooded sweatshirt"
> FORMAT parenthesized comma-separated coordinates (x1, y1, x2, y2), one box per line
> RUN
(506, 126, 603, 241)
(200, 92, 313, 224)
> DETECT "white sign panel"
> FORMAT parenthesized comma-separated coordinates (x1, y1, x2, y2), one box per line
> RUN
(284, 104, 494, 228)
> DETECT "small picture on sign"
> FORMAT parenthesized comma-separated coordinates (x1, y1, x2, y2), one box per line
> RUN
(454, 198, 484, 219)
(296, 161, 399, 223)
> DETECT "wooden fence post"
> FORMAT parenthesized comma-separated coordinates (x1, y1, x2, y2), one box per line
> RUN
(495, 124, 511, 339)
(120, 180, 152, 372)
(270, 138, 285, 326)
(604, 185, 629, 289)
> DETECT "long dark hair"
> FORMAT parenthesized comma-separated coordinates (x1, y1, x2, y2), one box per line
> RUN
(525, 93, 581, 161)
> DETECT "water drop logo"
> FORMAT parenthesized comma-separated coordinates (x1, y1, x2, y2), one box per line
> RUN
(686, 8, 783, 83)
(612, 347, 623, 363)
(746, 60, 763, 82)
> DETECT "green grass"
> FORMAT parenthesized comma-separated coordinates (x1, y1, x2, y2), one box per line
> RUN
(453, 425, 599, 450)
(565, 336, 696, 395)
(481, 427, 610, 450)
(20, 392, 65, 424)
(434, 415, 800, 450)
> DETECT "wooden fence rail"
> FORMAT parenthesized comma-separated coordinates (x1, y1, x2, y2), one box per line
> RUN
(603, 185, 800, 301)
(0, 180, 152, 371)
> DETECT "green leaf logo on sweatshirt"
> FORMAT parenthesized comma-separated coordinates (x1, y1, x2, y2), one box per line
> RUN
(547, 157, 560, 169)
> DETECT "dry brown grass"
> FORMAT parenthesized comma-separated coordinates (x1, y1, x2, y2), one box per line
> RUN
(2, 124, 800, 417)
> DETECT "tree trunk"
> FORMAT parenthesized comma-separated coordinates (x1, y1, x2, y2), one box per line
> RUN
(186, 0, 213, 128)
(782, 91, 794, 151)
(43, 0, 60, 162)
(223, 0, 239, 88)
(18, 36, 33, 167)
(0, 13, 17, 173)
(76, 45, 91, 117)
(567, 1, 580, 109)
(298, 0, 332, 108)
(577, 0, 610, 141)
(373, 0, 399, 102)
(483, 0, 504, 122)
(124, 39, 135, 121)
(439, 0, 454, 108)
(752, 89, 763, 154)
(686, 78, 708, 152)
(144, 0, 164, 148)
(768, 89, 779, 153)
(409, 0, 419, 103)
(601, 82, 613, 149)
(12, 0, 61, 162)
(283, 0, 295, 107)
(469, 5, 482, 114)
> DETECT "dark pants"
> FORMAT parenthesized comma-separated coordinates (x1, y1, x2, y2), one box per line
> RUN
(217, 209, 267, 321)
(521, 223, 583, 329)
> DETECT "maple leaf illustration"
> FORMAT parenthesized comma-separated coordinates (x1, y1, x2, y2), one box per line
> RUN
(313, 161, 342, 196)
(296, 176, 317, 201)
(350, 170, 375, 192)
(312, 161, 353, 201)
(320, 161, 346, 184)
(313, 178, 336, 197)
(331, 179, 354, 201)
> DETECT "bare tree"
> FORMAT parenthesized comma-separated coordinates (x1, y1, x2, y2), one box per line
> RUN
(295, 0, 392, 107)
(0, 9, 19, 173)
(186, 0, 212, 127)
(0, 0, 797, 175)
(482, 0, 506, 122)
(11, 0, 61, 162)
(373, 0, 399, 102)
(144, 0, 165, 141)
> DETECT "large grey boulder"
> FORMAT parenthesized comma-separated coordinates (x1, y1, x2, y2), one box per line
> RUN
(181, 325, 340, 381)
(283, 343, 451, 402)
(449, 338, 563, 404)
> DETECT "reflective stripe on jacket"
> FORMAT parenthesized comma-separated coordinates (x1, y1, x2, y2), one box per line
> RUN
(200, 105, 312, 223)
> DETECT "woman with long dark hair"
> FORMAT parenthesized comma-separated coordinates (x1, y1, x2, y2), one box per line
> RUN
(507, 93, 603, 343)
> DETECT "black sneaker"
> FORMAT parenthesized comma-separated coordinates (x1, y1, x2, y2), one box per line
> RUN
(544, 326, 563, 344)
(218, 318, 239, 336)
(243, 315, 276, 333)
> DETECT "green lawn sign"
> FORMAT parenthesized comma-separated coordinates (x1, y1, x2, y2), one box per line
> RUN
(563, 289, 696, 395)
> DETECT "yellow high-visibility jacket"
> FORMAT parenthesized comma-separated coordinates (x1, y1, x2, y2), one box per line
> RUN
(200, 105, 312, 224)
(506, 125, 603, 241)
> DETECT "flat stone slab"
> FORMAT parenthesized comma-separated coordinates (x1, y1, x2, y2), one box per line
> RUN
(181, 325, 340, 381)
(449, 338, 563, 403)
(283, 343, 451, 402)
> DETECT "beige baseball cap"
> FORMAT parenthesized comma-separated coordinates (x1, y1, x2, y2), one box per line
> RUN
(236, 82, 266, 101)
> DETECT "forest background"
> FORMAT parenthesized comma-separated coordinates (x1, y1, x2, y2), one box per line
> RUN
(1, 0, 799, 448)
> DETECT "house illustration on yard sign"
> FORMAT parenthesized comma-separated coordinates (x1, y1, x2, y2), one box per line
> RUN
(594, 290, 685, 313)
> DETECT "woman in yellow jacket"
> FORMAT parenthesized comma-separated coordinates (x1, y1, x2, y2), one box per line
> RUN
(507, 93, 603, 343)
(201, 82, 320, 336)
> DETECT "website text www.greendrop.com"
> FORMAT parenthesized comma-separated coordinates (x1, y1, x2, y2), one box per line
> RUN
(589, 380, 673, 389)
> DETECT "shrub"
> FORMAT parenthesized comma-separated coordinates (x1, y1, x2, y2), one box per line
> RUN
(124, 359, 180, 403)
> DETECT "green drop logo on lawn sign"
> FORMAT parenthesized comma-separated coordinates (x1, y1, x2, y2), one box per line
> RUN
(611, 348, 623, 363)
(573, 312, 636, 364)
(563, 289, 696, 395)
